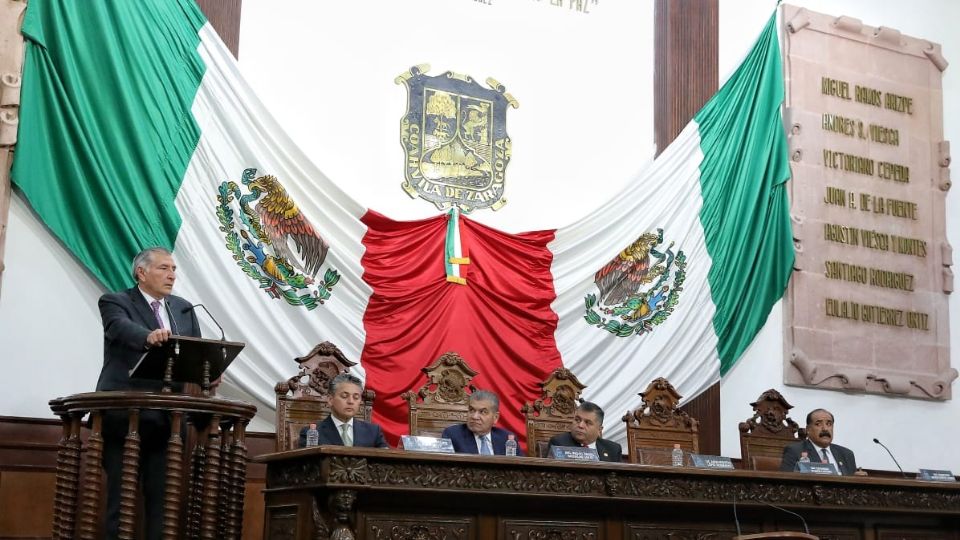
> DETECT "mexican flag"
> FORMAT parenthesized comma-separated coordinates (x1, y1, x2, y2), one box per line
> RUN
(12, 0, 792, 445)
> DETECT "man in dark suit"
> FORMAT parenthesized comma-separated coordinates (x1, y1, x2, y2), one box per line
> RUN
(547, 401, 622, 462)
(298, 373, 390, 448)
(440, 390, 523, 456)
(97, 247, 201, 540)
(780, 408, 860, 476)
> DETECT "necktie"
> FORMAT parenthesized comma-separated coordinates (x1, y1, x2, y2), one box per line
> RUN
(480, 435, 492, 455)
(821, 448, 830, 463)
(340, 423, 353, 447)
(150, 300, 165, 329)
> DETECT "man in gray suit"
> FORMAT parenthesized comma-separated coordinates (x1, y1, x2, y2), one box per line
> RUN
(97, 247, 201, 540)
(780, 408, 861, 476)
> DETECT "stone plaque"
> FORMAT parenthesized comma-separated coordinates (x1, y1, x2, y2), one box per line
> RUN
(782, 5, 955, 400)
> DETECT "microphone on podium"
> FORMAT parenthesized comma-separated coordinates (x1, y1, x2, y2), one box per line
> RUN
(732, 496, 810, 536)
(759, 501, 810, 535)
(873, 438, 908, 478)
(182, 303, 226, 341)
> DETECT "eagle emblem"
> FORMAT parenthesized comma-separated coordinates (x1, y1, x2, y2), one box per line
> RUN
(396, 64, 518, 213)
(584, 229, 686, 337)
(216, 168, 340, 309)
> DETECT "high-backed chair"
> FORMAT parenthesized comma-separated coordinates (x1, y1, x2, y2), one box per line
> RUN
(623, 377, 699, 465)
(521, 368, 586, 457)
(402, 351, 477, 438)
(274, 341, 374, 451)
(738, 388, 805, 470)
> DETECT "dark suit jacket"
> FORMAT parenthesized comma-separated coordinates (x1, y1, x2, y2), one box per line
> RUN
(96, 286, 201, 392)
(547, 432, 622, 462)
(440, 423, 524, 456)
(780, 439, 857, 475)
(298, 416, 390, 449)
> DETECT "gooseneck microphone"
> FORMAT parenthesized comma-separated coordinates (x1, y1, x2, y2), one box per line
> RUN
(732, 494, 742, 537)
(873, 438, 908, 478)
(182, 303, 226, 341)
(760, 501, 810, 535)
(163, 301, 181, 336)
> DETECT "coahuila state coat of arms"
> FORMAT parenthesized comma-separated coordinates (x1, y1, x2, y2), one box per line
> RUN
(584, 229, 686, 337)
(216, 168, 340, 310)
(396, 64, 518, 213)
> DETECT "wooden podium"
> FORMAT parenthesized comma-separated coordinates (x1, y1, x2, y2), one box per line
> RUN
(49, 337, 254, 540)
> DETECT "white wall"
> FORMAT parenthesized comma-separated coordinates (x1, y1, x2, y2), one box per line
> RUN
(719, 0, 960, 473)
(0, 0, 956, 471)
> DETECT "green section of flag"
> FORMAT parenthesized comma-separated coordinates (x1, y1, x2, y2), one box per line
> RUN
(12, 0, 207, 290)
(694, 12, 795, 375)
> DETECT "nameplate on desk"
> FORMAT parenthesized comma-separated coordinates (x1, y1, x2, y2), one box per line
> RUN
(797, 462, 838, 475)
(400, 436, 455, 454)
(550, 445, 599, 461)
(918, 469, 956, 482)
(690, 454, 735, 470)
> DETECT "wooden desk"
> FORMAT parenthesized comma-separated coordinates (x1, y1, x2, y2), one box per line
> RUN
(256, 446, 960, 540)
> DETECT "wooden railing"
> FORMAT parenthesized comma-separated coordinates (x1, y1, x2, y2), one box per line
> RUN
(48, 392, 256, 540)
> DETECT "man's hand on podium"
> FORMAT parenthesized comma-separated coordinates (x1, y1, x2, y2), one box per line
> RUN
(146, 328, 173, 347)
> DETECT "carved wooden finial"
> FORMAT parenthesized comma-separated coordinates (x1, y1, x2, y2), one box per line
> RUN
(739, 388, 802, 438)
(403, 351, 478, 406)
(625, 377, 696, 430)
(276, 341, 356, 398)
(521, 367, 587, 419)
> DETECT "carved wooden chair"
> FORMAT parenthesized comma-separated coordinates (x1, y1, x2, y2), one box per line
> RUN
(622, 377, 699, 465)
(274, 341, 374, 451)
(738, 388, 805, 470)
(402, 351, 478, 438)
(520, 368, 586, 457)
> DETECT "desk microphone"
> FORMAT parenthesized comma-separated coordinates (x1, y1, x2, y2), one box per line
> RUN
(760, 501, 810, 535)
(873, 438, 907, 478)
(182, 303, 226, 341)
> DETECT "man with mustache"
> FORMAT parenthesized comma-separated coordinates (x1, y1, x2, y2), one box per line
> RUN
(780, 408, 860, 475)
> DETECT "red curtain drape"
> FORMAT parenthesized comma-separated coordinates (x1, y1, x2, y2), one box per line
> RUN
(360, 210, 563, 448)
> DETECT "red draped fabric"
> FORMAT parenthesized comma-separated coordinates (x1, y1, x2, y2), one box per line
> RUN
(360, 210, 563, 448)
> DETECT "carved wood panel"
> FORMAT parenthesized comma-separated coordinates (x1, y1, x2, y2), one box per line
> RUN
(627, 521, 744, 540)
(365, 515, 473, 540)
(807, 526, 861, 540)
(266, 507, 298, 540)
(876, 528, 956, 540)
(502, 519, 600, 540)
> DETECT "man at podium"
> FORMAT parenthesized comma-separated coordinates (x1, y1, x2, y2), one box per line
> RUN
(96, 247, 200, 540)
